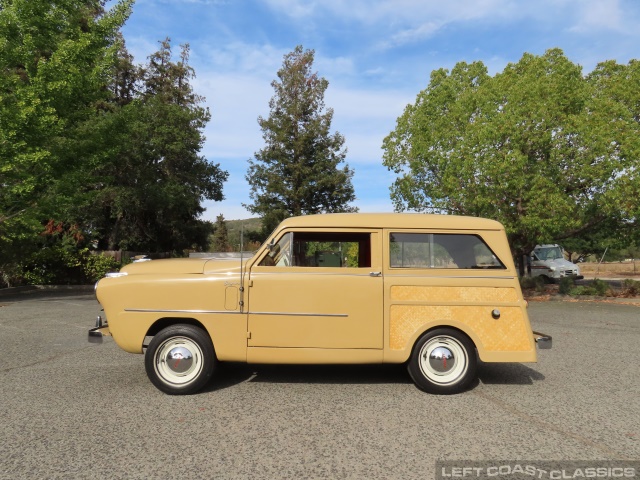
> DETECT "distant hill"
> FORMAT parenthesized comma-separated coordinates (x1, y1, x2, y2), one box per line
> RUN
(226, 217, 262, 234)
(225, 218, 263, 250)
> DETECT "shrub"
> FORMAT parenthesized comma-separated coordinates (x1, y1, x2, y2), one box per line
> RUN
(558, 277, 575, 295)
(520, 275, 547, 293)
(520, 275, 545, 289)
(590, 278, 610, 296)
(570, 285, 597, 296)
(569, 279, 611, 297)
(81, 251, 121, 282)
(7, 248, 121, 286)
(520, 276, 537, 289)
(621, 279, 640, 297)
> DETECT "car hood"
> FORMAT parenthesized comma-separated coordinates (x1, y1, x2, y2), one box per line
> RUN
(533, 258, 577, 269)
(120, 258, 247, 275)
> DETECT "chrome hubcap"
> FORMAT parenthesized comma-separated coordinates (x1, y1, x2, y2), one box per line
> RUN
(154, 337, 203, 386)
(165, 346, 194, 374)
(419, 336, 468, 385)
(429, 346, 455, 373)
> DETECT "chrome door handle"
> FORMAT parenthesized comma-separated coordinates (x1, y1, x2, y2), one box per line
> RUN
(369, 271, 382, 277)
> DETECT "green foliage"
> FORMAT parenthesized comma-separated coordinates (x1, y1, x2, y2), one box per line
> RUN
(89, 40, 227, 253)
(210, 214, 231, 252)
(1, 4, 228, 286)
(621, 279, 640, 297)
(246, 45, 356, 237)
(566, 278, 611, 296)
(14, 248, 119, 286)
(590, 279, 611, 296)
(382, 49, 640, 264)
(82, 252, 120, 282)
(0, 0, 133, 242)
(5, 220, 121, 287)
(224, 217, 263, 249)
(558, 277, 575, 295)
(568, 285, 594, 296)
(520, 275, 546, 292)
(0, 0, 132, 282)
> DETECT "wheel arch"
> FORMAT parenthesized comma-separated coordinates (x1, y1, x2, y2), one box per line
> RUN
(409, 324, 478, 358)
(145, 317, 211, 342)
(391, 320, 482, 364)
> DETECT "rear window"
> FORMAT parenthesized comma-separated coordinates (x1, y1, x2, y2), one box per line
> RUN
(389, 233, 505, 269)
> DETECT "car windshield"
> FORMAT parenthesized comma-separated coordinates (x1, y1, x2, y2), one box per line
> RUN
(536, 246, 563, 260)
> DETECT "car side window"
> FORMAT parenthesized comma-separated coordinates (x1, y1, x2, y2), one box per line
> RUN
(260, 232, 372, 268)
(389, 233, 505, 269)
(259, 232, 292, 266)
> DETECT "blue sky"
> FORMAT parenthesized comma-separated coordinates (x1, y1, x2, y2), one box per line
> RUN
(116, 0, 640, 221)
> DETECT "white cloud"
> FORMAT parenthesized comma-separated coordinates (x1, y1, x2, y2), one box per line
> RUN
(196, 42, 286, 76)
(123, 34, 159, 64)
(259, 0, 317, 18)
(262, 0, 507, 24)
(568, 0, 626, 33)
(315, 55, 356, 77)
(258, 0, 518, 52)
(385, 21, 442, 48)
(193, 73, 272, 159)
(259, 0, 639, 50)
(326, 87, 411, 121)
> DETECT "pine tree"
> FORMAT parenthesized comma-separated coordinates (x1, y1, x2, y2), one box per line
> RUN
(246, 45, 356, 235)
(211, 214, 230, 252)
(92, 40, 228, 252)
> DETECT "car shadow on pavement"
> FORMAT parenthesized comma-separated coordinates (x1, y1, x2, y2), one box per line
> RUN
(202, 363, 412, 392)
(477, 361, 545, 386)
(201, 362, 544, 394)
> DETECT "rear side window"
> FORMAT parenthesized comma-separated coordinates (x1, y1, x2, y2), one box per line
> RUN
(389, 233, 505, 269)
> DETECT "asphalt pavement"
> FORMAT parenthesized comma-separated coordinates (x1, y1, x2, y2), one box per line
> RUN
(0, 291, 638, 479)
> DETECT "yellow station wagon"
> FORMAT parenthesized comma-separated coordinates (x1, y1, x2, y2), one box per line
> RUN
(89, 213, 551, 395)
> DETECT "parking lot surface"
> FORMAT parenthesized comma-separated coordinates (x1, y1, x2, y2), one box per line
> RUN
(0, 291, 638, 479)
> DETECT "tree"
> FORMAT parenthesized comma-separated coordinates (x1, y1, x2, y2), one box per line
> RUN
(90, 39, 228, 252)
(246, 45, 356, 236)
(0, 0, 132, 277)
(383, 49, 640, 271)
(210, 214, 230, 252)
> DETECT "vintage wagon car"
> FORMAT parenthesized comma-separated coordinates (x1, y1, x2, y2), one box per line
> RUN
(89, 213, 551, 395)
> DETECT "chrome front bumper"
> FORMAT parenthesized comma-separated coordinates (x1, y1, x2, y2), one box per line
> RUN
(88, 315, 110, 344)
(533, 331, 552, 349)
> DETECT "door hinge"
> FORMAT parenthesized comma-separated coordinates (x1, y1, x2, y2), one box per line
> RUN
(246, 331, 251, 339)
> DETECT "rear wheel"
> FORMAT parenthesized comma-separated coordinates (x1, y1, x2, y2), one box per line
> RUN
(408, 328, 477, 394)
(145, 324, 216, 395)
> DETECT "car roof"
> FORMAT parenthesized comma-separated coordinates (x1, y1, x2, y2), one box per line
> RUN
(275, 213, 504, 231)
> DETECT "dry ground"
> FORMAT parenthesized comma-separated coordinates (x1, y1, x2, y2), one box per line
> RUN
(579, 260, 639, 277)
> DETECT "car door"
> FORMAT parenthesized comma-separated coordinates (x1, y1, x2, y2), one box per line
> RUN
(247, 228, 383, 349)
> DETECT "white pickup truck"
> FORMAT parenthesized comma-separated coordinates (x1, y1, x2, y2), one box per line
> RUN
(529, 244, 583, 283)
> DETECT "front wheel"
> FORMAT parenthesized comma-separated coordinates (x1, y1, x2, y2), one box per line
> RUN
(145, 324, 216, 395)
(407, 328, 477, 394)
